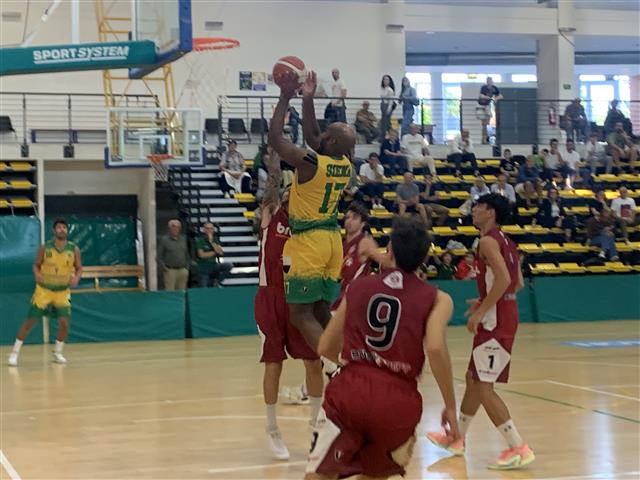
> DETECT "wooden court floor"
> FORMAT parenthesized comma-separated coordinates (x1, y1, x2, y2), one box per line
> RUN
(1, 320, 639, 480)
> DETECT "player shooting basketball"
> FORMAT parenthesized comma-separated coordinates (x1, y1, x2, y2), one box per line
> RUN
(268, 70, 355, 357)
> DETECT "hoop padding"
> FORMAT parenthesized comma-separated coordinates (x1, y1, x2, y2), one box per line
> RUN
(192, 37, 240, 52)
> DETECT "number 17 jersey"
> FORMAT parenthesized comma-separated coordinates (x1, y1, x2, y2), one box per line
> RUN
(341, 269, 438, 382)
(288, 152, 352, 234)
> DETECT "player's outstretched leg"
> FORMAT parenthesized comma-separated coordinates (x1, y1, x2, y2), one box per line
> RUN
(8, 317, 39, 366)
(477, 381, 535, 470)
(263, 361, 290, 460)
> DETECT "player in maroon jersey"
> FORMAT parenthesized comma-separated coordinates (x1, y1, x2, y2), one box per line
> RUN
(330, 202, 388, 313)
(427, 193, 535, 470)
(305, 216, 459, 479)
(255, 151, 324, 461)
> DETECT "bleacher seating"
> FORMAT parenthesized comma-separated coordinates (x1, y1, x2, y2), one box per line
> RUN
(242, 155, 640, 276)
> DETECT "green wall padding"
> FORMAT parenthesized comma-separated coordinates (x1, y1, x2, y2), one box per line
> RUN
(0, 292, 44, 345)
(64, 291, 185, 343)
(533, 275, 640, 322)
(0, 216, 40, 294)
(189, 286, 259, 338)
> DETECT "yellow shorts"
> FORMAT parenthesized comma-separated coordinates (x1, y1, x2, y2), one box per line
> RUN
(29, 284, 71, 319)
(283, 229, 342, 304)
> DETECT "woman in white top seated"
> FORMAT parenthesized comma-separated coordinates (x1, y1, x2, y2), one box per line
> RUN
(219, 140, 252, 198)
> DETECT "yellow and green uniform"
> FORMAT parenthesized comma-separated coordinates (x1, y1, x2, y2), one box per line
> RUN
(283, 152, 352, 303)
(29, 240, 77, 319)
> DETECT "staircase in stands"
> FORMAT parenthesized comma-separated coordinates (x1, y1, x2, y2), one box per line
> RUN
(168, 160, 259, 286)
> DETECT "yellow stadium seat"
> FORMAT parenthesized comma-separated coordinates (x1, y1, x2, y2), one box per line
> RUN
(519, 244, 544, 254)
(604, 191, 619, 200)
(432, 226, 457, 236)
(502, 225, 525, 235)
(457, 226, 479, 236)
(540, 243, 565, 253)
(0, 162, 7, 171)
(448, 208, 462, 218)
(531, 263, 561, 275)
(381, 227, 393, 235)
(10, 198, 34, 208)
(9, 162, 32, 171)
(483, 175, 497, 183)
(585, 265, 609, 273)
(371, 229, 383, 238)
(518, 207, 538, 216)
(632, 265, 640, 272)
(434, 160, 447, 168)
(244, 160, 254, 169)
(564, 242, 591, 253)
(449, 190, 470, 200)
(370, 209, 393, 219)
(461, 175, 477, 183)
(438, 175, 462, 184)
(615, 242, 633, 253)
(391, 175, 404, 182)
(524, 225, 549, 234)
(620, 174, 640, 182)
(0, 198, 9, 208)
(566, 206, 589, 215)
(243, 211, 255, 219)
(450, 247, 469, 256)
(233, 193, 255, 203)
(435, 191, 453, 199)
(9, 180, 34, 189)
(484, 159, 501, 167)
(594, 174, 620, 183)
(383, 191, 396, 200)
(558, 262, 586, 274)
(627, 242, 640, 251)
(0, 181, 7, 189)
(605, 262, 632, 273)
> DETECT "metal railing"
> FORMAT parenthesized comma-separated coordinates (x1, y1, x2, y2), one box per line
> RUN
(0, 92, 159, 147)
(214, 95, 638, 150)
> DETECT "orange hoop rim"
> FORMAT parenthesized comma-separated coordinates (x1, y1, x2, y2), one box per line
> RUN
(147, 153, 174, 165)
(192, 37, 240, 52)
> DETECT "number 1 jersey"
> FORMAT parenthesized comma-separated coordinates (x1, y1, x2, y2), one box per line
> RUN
(340, 269, 438, 382)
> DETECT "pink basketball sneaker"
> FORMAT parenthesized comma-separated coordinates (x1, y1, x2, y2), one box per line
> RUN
(487, 444, 535, 470)
(425, 430, 465, 456)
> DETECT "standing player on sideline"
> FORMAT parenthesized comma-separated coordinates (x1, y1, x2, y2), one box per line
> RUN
(268, 71, 355, 352)
(255, 152, 324, 460)
(427, 193, 535, 470)
(306, 216, 459, 479)
(330, 202, 387, 313)
(8, 218, 82, 366)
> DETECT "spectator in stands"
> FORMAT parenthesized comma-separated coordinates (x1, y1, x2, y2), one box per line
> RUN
(359, 153, 386, 210)
(560, 139, 585, 189)
(379, 75, 396, 142)
(532, 149, 548, 172)
(448, 128, 479, 177)
(604, 100, 632, 137)
(607, 121, 638, 172)
(399, 77, 419, 136)
(585, 132, 612, 175)
(324, 68, 347, 124)
(516, 156, 543, 208)
(470, 176, 490, 202)
(395, 172, 430, 225)
(158, 219, 190, 291)
(586, 210, 619, 261)
(491, 173, 516, 204)
(532, 187, 576, 242)
(287, 106, 301, 144)
(380, 129, 408, 175)
(545, 138, 567, 185)
(219, 140, 251, 198)
(433, 250, 456, 280)
(563, 97, 588, 142)
(477, 76, 502, 144)
(500, 148, 519, 182)
(419, 173, 450, 226)
(196, 222, 233, 288)
(401, 123, 436, 177)
(589, 189, 612, 217)
(355, 101, 379, 144)
(611, 186, 639, 243)
(455, 253, 478, 280)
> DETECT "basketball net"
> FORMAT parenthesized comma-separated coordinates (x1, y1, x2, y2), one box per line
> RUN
(148, 153, 172, 182)
(177, 38, 240, 112)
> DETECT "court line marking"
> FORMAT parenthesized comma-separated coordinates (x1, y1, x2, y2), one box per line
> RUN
(134, 415, 308, 424)
(546, 380, 640, 402)
(0, 450, 21, 480)
(543, 471, 640, 480)
(538, 359, 640, 369)
(1, 394, 263, 416)
(207, 460, 306, 474)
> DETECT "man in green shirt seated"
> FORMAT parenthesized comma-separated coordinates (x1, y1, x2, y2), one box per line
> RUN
(196, 223, 233, 287)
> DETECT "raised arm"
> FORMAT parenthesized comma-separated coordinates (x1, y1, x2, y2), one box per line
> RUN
(301, 71, 322, 151)
(268, 81, 317, 182)
(260, 151, 283, 229)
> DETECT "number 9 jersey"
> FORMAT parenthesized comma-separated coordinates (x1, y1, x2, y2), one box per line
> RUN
(283, 152, 352, 305)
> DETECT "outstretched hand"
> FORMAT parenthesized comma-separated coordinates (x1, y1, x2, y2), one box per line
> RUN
(301, 71, 317, 99)
(441, 408, 460, 443)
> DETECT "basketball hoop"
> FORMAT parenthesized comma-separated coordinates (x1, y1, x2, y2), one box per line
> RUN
(177, 37, 240, 112)
(148, 153, 173, 182)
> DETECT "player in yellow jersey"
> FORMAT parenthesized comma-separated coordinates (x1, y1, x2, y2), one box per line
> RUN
(269, 70, 356, 353)
(8, 218, 82, 366)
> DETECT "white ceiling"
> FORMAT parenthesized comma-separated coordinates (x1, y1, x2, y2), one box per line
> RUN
(406, 0, 640, 9)
(405, 32, 640, 54)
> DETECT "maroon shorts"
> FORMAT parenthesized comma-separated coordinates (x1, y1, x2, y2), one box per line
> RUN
(306, 364, 422, 478)
(468, 301, 518, 384)
(255, 286, 318, 363)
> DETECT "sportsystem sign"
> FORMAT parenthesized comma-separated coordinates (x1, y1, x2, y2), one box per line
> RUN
(0, 41, 156, 76)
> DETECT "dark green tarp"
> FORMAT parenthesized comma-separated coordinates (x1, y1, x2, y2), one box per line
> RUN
(188, 286, 259, 338)
(0, 216, 40, 294)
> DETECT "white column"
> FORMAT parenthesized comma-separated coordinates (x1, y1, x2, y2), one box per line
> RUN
(71, 0, 80, 44)
(630, 76, 640, 134)
(380, 0, 406, 90)
(430, 72, 445, 143)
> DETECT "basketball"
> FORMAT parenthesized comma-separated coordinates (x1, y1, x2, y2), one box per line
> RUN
(272, 56, 306, 90)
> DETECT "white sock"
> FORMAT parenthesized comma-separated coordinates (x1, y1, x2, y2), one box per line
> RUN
(497, 419, 524, 448)
(55, 340, 64, 354)
(321, 356, 339, 374)
(459, 412, 474, 437)
(309, 396, 322, 426)
(266, 404, 278, 432)
(12, 339, 24, 354)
